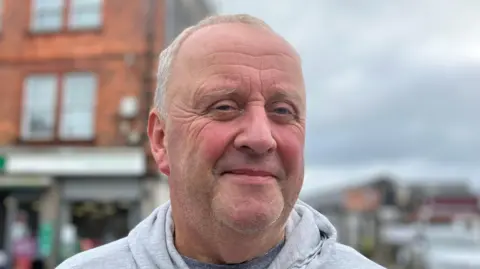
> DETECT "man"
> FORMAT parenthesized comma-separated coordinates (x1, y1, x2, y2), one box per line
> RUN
(57, 14, 384, 269)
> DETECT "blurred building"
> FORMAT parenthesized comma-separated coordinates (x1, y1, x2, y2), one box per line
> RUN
(303, 176, 398, 248)
(0, 0, 213, 267)
(302, 174, 477, 265)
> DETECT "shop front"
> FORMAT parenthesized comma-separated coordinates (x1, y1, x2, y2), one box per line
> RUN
(4, 147, 148, 267)
(57, 177, 143, 261)
(0, 176, 53, 268)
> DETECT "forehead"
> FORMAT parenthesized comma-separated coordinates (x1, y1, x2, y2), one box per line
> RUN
(176, 23, 302, 74)
(167, 23, 305, 109)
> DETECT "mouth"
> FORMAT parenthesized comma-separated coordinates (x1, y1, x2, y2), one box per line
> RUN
(223, 169, 275, 177)
(221, 169, 277, 184)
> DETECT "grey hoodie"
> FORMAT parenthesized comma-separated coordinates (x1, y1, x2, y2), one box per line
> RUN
(57, 200, 385, 269)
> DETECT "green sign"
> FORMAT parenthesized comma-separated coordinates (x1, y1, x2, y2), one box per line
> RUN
(0, 156, 5, 171)
(38, 222, 54, 257)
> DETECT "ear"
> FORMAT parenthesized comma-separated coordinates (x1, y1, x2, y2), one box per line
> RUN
(147, 109, 170, 176)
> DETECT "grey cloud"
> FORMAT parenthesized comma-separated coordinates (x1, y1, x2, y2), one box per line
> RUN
(306, 61, 480, 166)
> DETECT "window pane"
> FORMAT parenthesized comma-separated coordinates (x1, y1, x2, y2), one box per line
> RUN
(35, 0, 63, 8)
(31, 0, 63, 32)
(33, 9, 63, 31)
(69, 0, 102, 29)
(59, 72, 97, 140)
(0, 0, 3, 31)
(22, 75, 58, 140)
(60, 111, 94, 139)
(71, 0, 102, 7)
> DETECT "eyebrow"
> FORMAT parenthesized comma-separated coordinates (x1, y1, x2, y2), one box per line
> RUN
(268, 89, 303, 104)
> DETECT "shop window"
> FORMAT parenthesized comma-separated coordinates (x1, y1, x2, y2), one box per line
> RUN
(70, 202, 130, 252)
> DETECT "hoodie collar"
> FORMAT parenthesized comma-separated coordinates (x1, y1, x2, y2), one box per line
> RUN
(268, 200, 337, 268)
(128, 200, 337, 269)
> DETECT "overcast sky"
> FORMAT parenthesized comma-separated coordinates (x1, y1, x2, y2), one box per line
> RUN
(211, 0, 480, 195)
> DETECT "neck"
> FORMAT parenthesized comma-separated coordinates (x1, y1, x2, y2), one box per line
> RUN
(172, 205, 286, 264)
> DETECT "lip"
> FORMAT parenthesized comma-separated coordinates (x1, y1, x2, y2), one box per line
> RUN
(221, 169, 276, 185)
(225, 169, 275, 177)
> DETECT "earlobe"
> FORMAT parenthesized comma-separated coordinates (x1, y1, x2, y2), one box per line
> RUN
(147, 110, 171, 176)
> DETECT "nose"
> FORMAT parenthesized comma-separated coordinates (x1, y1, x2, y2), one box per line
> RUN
(234, 106, 277, 155)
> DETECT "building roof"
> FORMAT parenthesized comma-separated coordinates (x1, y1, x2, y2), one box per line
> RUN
(302, 174, 473, 210)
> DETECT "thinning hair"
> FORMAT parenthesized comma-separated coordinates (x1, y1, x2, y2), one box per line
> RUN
(154, 14, 274, 117)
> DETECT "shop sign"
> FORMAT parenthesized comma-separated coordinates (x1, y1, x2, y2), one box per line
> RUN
(38, 222, 54, 258)
(0, 155, 6, 172)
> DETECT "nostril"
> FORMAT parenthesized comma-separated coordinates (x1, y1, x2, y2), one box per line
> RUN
(238, 145, 258, 156)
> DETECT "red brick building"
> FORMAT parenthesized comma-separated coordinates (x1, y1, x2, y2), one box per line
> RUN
(0, 0, 212, 266)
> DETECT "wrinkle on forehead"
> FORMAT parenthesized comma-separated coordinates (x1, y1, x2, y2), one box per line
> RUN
(198, 51, 300, 73)
(177, 23, 301, 68)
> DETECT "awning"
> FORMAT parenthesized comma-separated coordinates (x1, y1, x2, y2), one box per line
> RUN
(0, 176, 52, 189)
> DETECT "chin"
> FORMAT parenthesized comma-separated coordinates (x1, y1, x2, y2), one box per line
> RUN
(212, 196, 285, 234)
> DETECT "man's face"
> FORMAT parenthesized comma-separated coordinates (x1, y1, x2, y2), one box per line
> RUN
(149, 23, 306, 233)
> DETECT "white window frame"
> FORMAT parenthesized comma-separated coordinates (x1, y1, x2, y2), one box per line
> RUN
(30, 0, 65, 32)
(68, 0, 103, 30)
(0, 0, 4, 31)
(21, 74, 59, 141)
(59, 72, 97, 140)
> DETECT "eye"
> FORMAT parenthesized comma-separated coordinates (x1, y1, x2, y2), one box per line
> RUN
(271, 102, 295, 116)
(273, 106, 294, 115)
(269, 102, 297, 123)
(214, 103, 237, 111)
(207, 100, 241, 121)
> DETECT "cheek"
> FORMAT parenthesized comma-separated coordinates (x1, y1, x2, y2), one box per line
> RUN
(273, 127, 305, 177)
(197, 124, 236, 162)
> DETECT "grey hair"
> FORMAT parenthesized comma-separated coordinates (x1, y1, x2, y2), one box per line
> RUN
(154, 14, 273, 117)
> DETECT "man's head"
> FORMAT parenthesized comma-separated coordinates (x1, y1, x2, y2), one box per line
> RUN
(148, 14, 306, 235)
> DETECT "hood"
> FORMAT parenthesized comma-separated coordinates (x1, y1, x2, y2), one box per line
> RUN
(128, 201, 185, 269)
(127, 200, 339, 269)
(268, 200, 338, 268)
